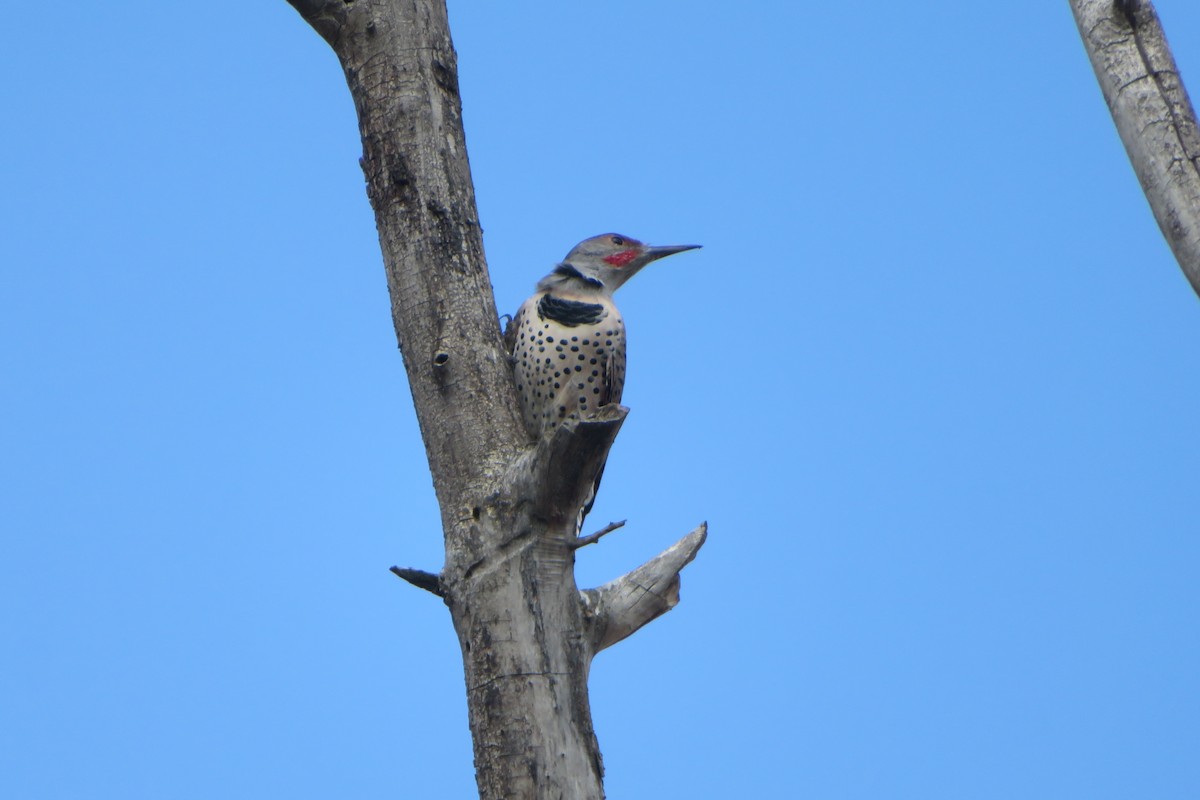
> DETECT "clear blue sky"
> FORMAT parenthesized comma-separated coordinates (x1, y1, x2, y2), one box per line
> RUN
(4, 2, 1199, 797)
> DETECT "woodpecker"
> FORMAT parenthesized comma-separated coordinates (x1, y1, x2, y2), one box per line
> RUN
(506, 234, 701, 439)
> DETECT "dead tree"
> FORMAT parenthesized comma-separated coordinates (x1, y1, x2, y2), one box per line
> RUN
(283, 1, 705, 797)
(1071, 0, 1200, 297)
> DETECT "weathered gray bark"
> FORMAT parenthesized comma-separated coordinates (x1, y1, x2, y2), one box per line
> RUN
(283, 2, 705, 798)
(1071, 0, 1200, 297)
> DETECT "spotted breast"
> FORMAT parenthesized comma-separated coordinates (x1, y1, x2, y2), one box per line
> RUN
(507, 289, 626, 438)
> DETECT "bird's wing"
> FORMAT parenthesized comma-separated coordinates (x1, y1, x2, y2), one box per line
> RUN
(600, 338, 626, 408)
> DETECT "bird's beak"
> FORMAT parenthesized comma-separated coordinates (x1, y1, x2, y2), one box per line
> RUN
(643, 243, 702, 263)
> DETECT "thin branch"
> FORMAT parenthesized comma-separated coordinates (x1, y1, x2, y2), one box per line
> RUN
(581, 522, 708, 654)
(571, 519, 627, 550)
(1070, 0, 1200, 297)
(390, 566, 444, 598)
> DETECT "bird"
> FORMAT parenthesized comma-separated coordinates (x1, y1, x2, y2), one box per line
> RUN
(506, 233, 701, 437)
(505, 233, 701, 528)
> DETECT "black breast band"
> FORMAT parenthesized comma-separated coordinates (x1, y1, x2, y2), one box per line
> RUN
(538, 293, 607, 326)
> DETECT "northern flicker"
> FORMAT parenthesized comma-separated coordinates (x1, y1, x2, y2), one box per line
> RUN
(506, 234, 701, 439)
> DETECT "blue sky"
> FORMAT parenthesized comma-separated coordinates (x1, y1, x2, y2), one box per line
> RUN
(4, 2, 1200, 797)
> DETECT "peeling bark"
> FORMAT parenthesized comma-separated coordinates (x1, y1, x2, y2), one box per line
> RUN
(1071, 0, 1200, 297)
(284, 2, 706, 797)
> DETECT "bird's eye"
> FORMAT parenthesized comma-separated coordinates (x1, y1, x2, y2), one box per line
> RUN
(611, 236, 624, 246)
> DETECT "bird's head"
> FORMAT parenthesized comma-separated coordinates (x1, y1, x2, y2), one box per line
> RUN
(551, 233, 701, 293)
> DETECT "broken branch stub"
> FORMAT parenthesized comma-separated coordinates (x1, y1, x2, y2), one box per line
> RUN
(581, 523, 708, 654)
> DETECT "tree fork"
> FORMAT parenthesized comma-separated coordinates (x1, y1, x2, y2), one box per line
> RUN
(284, 2, 706, 797)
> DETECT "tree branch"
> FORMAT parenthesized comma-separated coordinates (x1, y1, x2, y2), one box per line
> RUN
(572, 519, 626, 549)
(284, 0, 346, 45)
(1071, 0, 1200, 297)
(581, 523, 708, 654)
(390, 566, 444, 598)
(514, 405, 628, 529)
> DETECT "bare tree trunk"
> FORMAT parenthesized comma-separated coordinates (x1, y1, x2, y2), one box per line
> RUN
(1071, 0, 1200, 298)
(284, 2, 705, 797)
